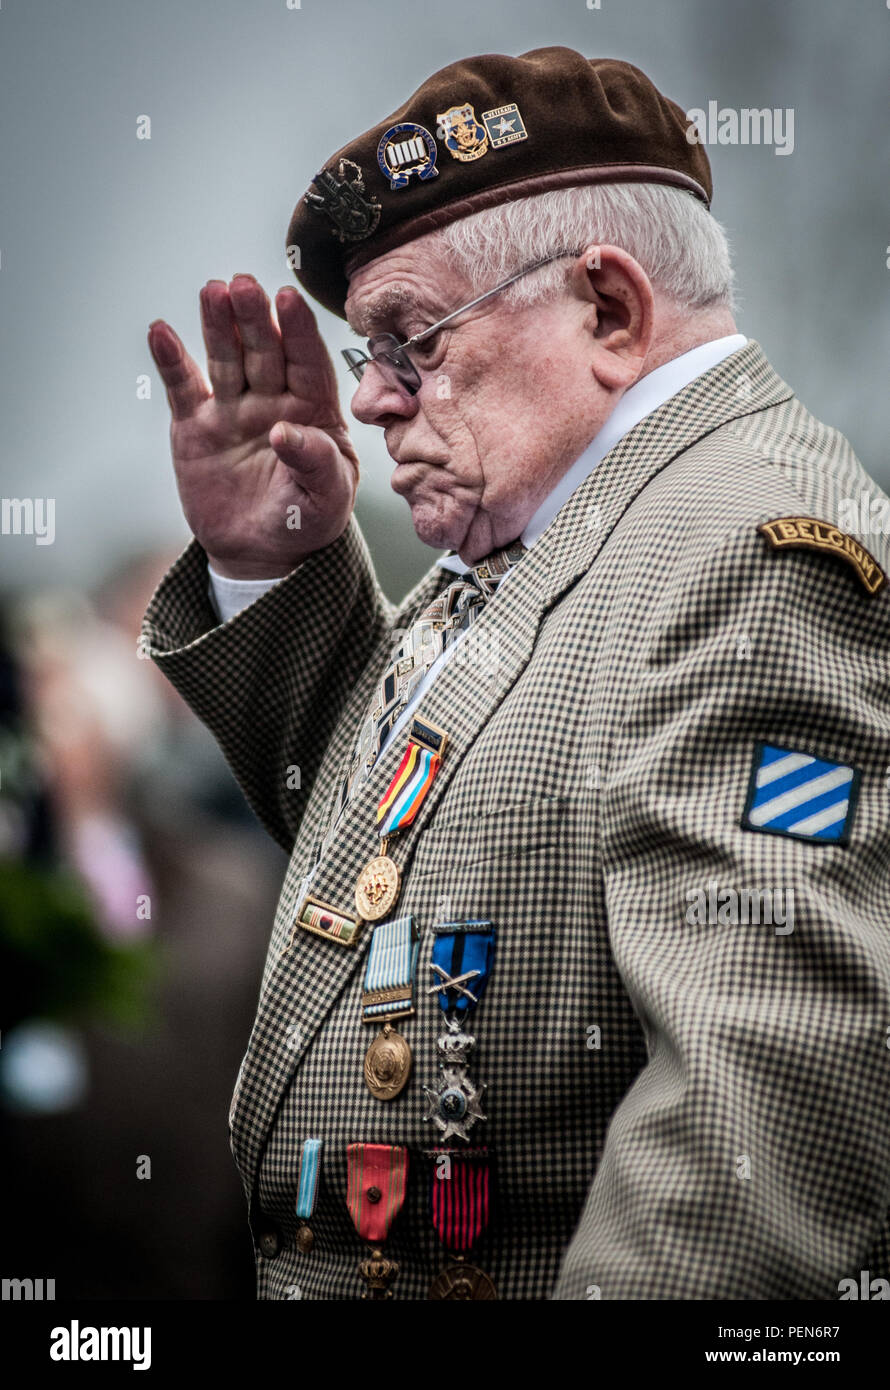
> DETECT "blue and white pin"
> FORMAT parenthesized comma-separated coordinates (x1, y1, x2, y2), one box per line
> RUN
(741, 743, 861, 844)
(377, 122, 439, 189)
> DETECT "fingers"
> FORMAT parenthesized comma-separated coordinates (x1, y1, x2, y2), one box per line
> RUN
(276, 287, 334, 393)
(228, 275, 287, 396)
(151, 279, 325, 427)
(147, 320, 211, 421)
(199, 280, 246, 400)
(199, 275, 288, 399)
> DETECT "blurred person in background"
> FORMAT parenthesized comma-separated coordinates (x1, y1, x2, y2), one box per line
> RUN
(1, 554, 285, 1298)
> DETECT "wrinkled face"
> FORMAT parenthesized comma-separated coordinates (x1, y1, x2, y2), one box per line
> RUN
(344, 239, 611, 564)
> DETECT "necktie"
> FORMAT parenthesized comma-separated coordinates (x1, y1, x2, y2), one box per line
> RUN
(322, 538, 527, 849)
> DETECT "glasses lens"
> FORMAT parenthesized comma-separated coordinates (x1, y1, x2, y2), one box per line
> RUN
(341, 348, 368, 383)
(367, 333, 421, 396)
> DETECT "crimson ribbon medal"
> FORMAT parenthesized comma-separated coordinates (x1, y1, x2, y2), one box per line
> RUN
(429, 1148, 491, 1251)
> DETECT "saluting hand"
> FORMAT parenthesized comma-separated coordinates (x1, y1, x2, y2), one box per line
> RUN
(147, 274, 360, 578)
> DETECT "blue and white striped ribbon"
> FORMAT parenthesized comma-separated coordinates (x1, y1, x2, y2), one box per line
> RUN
(363, 915, 419, 1019)
(295, 1137, 322, 1220)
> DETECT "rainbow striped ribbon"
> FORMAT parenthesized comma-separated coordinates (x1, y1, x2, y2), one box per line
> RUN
(376, 741, 441, 837)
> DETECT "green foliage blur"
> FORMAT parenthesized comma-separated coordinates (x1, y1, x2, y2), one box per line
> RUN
(0, 859, 158, 1034)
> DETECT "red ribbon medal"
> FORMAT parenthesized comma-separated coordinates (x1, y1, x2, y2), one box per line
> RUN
(346, 1143, 409, 1245)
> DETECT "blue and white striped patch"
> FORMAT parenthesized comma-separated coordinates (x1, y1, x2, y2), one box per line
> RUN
(741, 743, 860, 844)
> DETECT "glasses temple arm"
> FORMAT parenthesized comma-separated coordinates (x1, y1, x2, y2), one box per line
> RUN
(403, 252, 573, 348)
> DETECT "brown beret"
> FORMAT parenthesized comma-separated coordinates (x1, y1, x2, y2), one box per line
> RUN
(287, 46, 712, 320)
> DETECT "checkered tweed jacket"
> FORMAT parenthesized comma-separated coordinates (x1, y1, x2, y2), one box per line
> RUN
(143, 341, 890, 1300)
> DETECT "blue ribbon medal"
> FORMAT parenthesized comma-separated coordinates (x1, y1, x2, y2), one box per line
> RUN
(294, 1137, 323, 1252)
(429, 919, 496, 1014)
(424, 920, 495, 1143)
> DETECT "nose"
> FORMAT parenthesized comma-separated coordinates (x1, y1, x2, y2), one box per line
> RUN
(349, 361, 419, 426)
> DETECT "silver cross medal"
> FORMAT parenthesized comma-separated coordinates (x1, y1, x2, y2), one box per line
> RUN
(423, 964, 487, 1141)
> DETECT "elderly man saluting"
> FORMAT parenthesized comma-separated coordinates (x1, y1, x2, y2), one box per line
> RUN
(144, 48, 890, 1300)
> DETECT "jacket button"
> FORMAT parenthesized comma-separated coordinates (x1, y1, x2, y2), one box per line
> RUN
(367, 1186, 382, 1203)
(258, 1223, 282, 1259)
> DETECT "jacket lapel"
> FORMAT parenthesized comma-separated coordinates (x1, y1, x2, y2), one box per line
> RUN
(232, 339, 793, 1191)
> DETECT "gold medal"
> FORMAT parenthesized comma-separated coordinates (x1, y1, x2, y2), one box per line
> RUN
(363, 1021, 412, 1101)
(354, 839, 401, 921)
(358, 720, 449, 924)
(428, 1258, 497, 1300)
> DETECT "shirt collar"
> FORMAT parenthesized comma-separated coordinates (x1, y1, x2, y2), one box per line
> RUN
(436, 333, 748, 575)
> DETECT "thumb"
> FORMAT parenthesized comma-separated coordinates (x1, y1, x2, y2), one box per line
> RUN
(270, 421, 338, 483)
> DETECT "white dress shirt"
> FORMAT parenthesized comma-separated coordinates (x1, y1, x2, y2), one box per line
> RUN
(208, 333, 747, 757)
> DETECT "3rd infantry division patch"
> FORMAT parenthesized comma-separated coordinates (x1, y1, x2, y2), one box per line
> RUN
(758, 516, 886, 595)
(741, 742, 861, 844)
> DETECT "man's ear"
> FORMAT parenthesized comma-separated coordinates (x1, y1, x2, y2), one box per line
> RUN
(569, 244, 655, 391)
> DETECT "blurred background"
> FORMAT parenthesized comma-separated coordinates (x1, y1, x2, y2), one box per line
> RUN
(0, 0, 887, 1298)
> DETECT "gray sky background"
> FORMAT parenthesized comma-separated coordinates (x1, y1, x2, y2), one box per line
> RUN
(1, 0, 888, 598)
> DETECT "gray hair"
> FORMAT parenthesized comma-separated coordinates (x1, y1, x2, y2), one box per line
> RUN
(432, 182, 736, 313)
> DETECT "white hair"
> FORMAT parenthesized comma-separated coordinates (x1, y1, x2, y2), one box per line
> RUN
(431, 182, 737, 314)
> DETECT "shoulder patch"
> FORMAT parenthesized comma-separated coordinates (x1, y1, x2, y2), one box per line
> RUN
(758, 516, 885, 595)
(741, 742, 860, 845)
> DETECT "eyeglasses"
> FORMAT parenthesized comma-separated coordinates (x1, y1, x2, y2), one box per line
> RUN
(342, 252, 573, 396)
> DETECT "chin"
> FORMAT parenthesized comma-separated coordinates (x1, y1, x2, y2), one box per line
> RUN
(408, 503, 467, 553)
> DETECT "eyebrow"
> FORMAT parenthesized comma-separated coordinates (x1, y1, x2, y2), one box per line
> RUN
(349, 285, 427, 337)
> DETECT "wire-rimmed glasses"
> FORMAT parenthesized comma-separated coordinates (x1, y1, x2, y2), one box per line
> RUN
(342, 251, 573, 396)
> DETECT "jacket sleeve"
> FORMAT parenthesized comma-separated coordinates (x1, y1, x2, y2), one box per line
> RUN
(553, 519, 890, 1299)
(141, 516, 397, 853)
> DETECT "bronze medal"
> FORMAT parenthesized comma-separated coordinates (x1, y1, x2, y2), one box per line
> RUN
(295, 1224, 315, 1254)
(358, 1246, 400, 1299)
(428, 1259, 497, 1300)
(363, 1021, 412, 1101)
(354, 852, 400, 922)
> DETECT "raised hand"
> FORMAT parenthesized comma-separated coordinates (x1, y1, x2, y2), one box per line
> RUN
(147, 274, 360, 578)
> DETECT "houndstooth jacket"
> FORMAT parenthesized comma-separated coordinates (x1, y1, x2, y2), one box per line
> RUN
(143, 340, 890, 1300)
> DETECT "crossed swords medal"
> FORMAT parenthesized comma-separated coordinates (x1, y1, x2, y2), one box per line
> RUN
(423, 962, 487, 1141)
